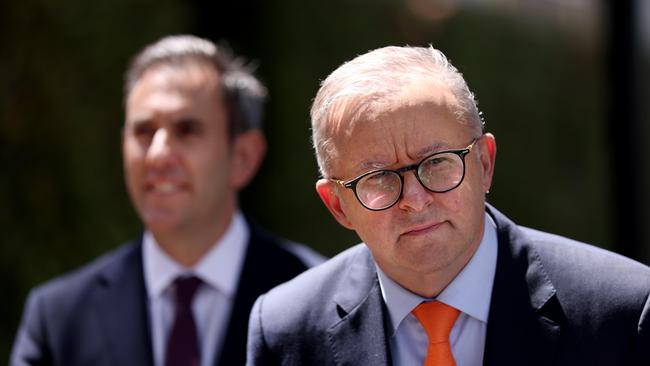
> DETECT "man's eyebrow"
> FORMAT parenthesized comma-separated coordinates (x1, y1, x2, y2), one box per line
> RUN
(126, 117, 153, 127)
(359, 160, 389, 171)
(174, 116, 203, 125)
(354, 142, 450, 172)
(416, 141, 449, 157)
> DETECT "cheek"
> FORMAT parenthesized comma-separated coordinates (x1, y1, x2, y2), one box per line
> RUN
(446, 181, 486, 229)
(448, 165, 485, 206)
(122, 141, 144, 168)
(434, 184, 483, 232)
(122, 156, 139, 182)
(194, 149, 232, 191)
(350, 207, 394, 243)
(435, 188, 465, 214)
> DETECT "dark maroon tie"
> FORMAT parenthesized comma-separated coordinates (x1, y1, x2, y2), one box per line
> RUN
(165, 276, 202, 366)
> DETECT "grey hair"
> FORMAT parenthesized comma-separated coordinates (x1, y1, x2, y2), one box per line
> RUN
(124, 35, 267, 136)
(310, 45, 483, 176)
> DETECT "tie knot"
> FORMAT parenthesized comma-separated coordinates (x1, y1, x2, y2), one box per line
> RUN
(173, 275, 202, 308)
(412, 301, 460, 344)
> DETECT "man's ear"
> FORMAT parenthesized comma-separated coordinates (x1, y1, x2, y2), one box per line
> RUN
(230, 130, 267, 189)
(478, 133, 497, 193)
(316, 179, 354, 230)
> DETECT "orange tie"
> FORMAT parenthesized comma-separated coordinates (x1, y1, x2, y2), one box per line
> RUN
(412, 301, 460, 366)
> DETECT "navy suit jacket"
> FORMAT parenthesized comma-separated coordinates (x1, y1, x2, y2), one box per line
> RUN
(247, 205, 650, 365)
(11, 223, 323, 366)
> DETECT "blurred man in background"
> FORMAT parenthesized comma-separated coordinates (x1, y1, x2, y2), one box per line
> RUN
(246, 45, 650, 365)
(11, 34, 322, 366)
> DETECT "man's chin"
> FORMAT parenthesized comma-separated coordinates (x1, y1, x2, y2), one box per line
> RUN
(396, 235, 457, 268)
(141, 211, 183, 235)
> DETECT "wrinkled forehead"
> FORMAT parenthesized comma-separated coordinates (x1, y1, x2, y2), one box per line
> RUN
(326, 80, 465, 145)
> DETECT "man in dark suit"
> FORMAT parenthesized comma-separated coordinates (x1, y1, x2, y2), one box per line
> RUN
(11, 35, 323, 366)
(246, 45, 650, 365)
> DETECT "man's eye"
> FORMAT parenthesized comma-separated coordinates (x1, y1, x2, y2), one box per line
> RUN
(366, 171, 391, 182)
(363, 171, 396, 188)
(133, 125, 155, 138)
(175, 119, 202, 137)
(423, 155, 452, 168)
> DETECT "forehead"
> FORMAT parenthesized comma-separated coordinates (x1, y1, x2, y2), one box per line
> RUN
(329, 83, 472, 173)
(126, 61, 223, 112)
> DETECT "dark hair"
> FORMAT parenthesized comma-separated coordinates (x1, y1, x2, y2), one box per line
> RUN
(124, 35, 267, 136)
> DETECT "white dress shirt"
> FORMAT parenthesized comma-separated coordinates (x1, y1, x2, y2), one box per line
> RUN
(376, 213, 498, 366)
(143, 211, 249, 366)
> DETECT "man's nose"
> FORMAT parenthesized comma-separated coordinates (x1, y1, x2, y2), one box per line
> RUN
(398, 171, 434, 212)
(146, 128, 175, 166)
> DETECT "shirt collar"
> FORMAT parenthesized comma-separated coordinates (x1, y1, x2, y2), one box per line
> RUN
(143, 211, 250, 300)
(376, 213, 498, 335)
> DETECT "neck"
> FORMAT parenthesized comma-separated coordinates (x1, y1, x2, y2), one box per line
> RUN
(153, 212, 235, 267)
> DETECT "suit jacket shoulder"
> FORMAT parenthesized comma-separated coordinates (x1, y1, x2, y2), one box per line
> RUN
(25, 242, 140, 312)
(249, 244, 368, 332)
(485, 205, 650, 366)
(522, 226, 649, 305)
(247, 244, 391, 366)
(11, 239, 152, 366)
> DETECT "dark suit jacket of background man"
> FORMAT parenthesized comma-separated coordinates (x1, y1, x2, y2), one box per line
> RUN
(247, 205, 650, 366)
(12, 221, 323, 366)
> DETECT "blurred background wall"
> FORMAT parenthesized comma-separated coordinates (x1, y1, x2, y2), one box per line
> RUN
(1, 0, 649, 358)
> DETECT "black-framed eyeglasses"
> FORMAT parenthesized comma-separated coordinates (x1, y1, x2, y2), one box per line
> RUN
(330, 136, 481, 211)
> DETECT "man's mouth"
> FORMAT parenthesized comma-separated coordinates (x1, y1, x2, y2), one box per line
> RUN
(402, 221, 445, 236)
(146, 181, 186, 194)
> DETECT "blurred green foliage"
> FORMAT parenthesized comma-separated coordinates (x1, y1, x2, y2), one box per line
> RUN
(3, 0, 648, 360)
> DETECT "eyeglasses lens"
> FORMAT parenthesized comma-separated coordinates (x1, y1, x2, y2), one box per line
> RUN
(418, 153, 464, 191)
(357, 171, 401, 210)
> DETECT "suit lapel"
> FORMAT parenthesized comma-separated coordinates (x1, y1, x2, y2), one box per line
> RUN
(92, 238, 154, 365)
(484, 206, 562, 366)
(327, 246, 391, 366)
